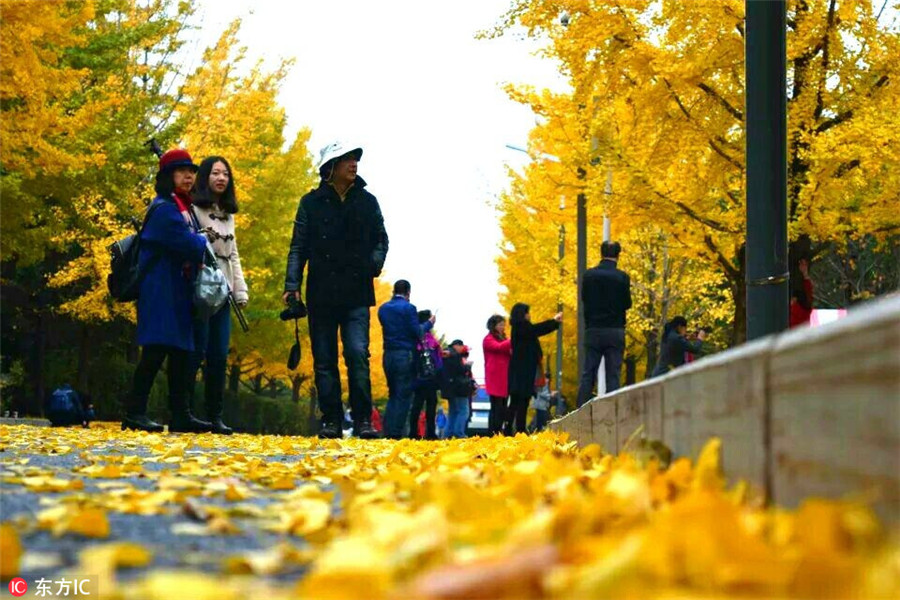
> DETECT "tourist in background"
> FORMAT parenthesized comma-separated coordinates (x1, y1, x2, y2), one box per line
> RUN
(409, 309, 442, 440)
(483, 314, 511, 436)
(506, 303, 561, 435)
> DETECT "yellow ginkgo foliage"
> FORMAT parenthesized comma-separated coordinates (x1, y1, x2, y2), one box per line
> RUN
(490, 0, 900, 344)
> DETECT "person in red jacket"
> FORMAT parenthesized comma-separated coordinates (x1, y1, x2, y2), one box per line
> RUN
(483, 315, 512, 436)
(790, 258, 814, 328)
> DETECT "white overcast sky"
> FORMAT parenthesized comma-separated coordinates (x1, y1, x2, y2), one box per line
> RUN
(190, 0, 567, 378)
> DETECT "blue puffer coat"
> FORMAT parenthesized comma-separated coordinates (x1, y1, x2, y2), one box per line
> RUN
(136, 196, 207, 351)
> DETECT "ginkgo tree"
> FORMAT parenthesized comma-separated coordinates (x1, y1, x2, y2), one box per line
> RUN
(2, 0, 371, 417)
(491, 0, 900, 344)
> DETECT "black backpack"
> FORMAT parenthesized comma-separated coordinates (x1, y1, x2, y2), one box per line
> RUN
(107, 203, 161, 302)
(46, 386, 84, 426)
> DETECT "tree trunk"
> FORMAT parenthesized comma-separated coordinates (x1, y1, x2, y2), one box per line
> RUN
(76, 324, 91, 394)
(307, 386, 319, 434)
(292, 376, 302, 403)
(228, 361, 241, 393)
(644, 330, 658, 379)
(30, 311, 48, 417)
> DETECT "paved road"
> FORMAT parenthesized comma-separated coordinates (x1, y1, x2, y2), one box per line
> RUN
(1, 423, 337, 586)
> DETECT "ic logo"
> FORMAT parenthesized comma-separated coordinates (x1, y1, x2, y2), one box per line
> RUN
(8, 577, 28, 596)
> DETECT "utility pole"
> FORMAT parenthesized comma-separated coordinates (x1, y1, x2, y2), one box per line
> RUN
(557, 197, 565, 394)
(576, 168, 587, 378)
(603, 169, 612, 242)
(746, 0, 789, 340)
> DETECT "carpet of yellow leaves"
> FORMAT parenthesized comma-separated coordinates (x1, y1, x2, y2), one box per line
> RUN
(1, 423, 898, 599)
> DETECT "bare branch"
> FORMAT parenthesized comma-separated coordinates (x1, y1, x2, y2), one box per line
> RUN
(697, 82, 743, 121)
(704, 234, 741, 282)
(664, 80, 745, 171)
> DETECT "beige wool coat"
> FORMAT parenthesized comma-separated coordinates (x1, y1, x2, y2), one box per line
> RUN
(192, 204, 249, 304)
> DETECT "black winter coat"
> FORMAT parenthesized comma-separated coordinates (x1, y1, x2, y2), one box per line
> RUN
(582, 259, 632, 329)
(440, 349, 475, 399)
(651, 330, 705, 377)
(508, 319, 560, 397)
(284, 177, 388, 310)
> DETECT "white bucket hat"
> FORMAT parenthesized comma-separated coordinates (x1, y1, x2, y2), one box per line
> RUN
(318, 140, 363, 170)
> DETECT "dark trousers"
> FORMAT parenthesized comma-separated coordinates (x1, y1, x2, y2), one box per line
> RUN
(577, 327, 625, 407)
(505, 393, 530, 435)
(309, 306, 373, 425)
(189, 304, 231, 419)
(383, 349, 415, 438)
(531, 408, 550, 432)
(488, 395, 507, 435)
(410, 386, 438, 440)
(129, 344, 191, 416)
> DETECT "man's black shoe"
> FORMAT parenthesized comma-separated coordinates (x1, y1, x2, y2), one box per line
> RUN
(355, 420, 381, 439)
(122, 414, 164, 433)
(318, 421, 343, 439)
(169, 415, 213, 434)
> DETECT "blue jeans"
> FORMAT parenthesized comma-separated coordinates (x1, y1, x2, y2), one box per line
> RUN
(382, 349, 415, 438)
(447, 397, 469, 438)
(190, 304, 231, 416)
(309, 306, 372, 425)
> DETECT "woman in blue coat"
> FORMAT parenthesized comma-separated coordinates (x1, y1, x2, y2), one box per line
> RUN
(122, 149, 213, 433)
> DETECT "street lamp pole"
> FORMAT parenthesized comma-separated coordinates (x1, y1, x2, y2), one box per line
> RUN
(746, 0, 789, 340)
(557, 197, 565, 394)
(576, 168, 587, 379)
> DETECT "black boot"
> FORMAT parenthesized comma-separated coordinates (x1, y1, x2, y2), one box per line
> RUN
(318, 421, 343, 439)
(356, 420, 382, 439)
(205, 357, 232, 435)
(122, 413, 164, 433)
(169, 411, 212, 434)
(169, 391, 212, 434)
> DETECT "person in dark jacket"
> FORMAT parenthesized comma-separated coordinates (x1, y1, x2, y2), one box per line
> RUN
(506, 303, 561, 435)
(283, 141, 388, 439)
(577, 241, 632, 407)
(123, 149, 213, 434)
(377, 280, 434, 438)
(441, 340, 475, 438)
(409, 309, 442, 440)
(651, 316, 707, 378)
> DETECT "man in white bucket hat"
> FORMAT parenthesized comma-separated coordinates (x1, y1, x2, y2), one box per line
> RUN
(283, 140, 388, 439)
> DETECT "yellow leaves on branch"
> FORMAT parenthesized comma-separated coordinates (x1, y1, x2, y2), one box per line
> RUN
(495, 0, 900, 348)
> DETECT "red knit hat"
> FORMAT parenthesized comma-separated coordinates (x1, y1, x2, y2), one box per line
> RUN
(158, 148, 199, 173)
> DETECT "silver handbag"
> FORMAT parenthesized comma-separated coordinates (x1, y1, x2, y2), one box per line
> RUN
(194, 244, 229, 319)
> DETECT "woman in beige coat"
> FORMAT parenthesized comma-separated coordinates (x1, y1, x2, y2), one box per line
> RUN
(189, 156, 249, 434)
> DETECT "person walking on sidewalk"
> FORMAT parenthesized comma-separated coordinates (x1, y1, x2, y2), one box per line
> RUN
(410, 309, 442, 440)
(506, 303, 561, 435)
(188, 156, 248, 435)
(442, 339, 476, 438)
(576, 241, 632, 407)
(483, 314, 511, 436)
(378, 280, 435, 438)
(123, 149, 213, 434)
(283, 141, 388, 439)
